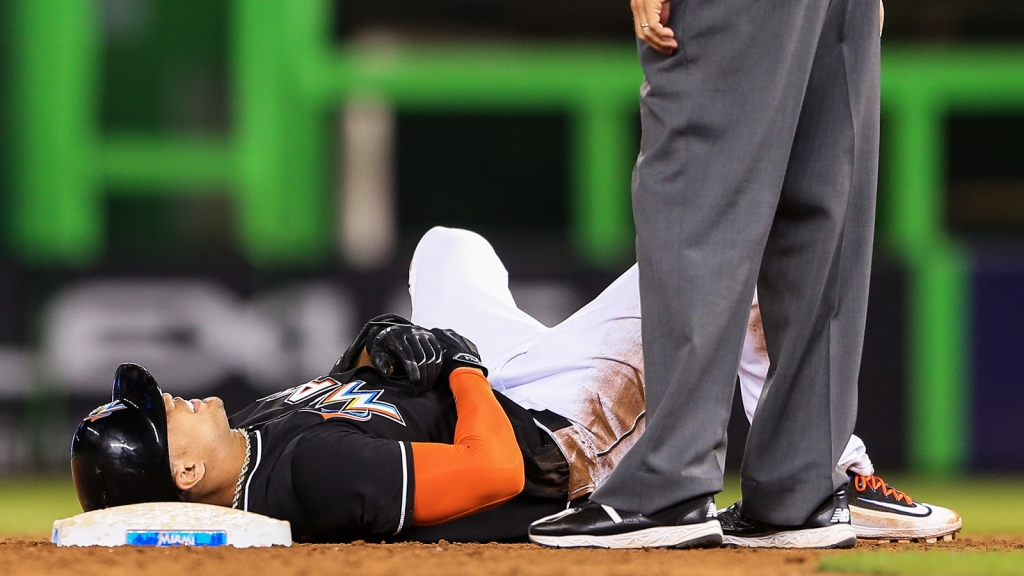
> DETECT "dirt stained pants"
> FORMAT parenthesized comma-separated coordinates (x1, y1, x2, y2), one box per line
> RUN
(409, 227, 873, 500)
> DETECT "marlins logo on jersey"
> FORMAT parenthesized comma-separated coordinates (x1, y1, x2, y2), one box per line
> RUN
(313, 381, 405, 426)
(261, 376, 405, 426)
(260, 377, 339, 405)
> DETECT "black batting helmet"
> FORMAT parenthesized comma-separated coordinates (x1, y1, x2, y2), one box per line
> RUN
(71, 363, 182, 511)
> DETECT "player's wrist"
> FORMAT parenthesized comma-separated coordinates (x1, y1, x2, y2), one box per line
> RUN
(448, 367, 489, 394)
(450, 366, 485, 378)
(429, 328, 488, 384)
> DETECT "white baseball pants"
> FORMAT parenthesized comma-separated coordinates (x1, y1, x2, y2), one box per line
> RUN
(409, 227, 872, 496)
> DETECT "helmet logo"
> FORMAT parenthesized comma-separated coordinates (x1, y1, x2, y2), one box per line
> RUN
(85, 401, 128, 422)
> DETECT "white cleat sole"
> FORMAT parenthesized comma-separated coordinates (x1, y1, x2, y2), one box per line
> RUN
(722, 525, 857, 549)
(529, 519, 723, 549)
(854, 525, 961, 542)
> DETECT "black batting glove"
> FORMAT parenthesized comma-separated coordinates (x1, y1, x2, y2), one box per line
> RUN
(429, 327, 488, 384)
(332, 314, 413, 374)
(368, 324, 443, 394)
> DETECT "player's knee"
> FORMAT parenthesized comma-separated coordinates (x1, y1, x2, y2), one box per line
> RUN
(418, 226, 483, 251)
(413, 227, 455, 264)
(410, 227, 491, 271)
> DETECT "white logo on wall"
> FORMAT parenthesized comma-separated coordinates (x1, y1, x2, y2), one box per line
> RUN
(40, 281, 355, 394)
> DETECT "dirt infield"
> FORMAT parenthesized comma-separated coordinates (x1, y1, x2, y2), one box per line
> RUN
(1, 536, 1021, 576)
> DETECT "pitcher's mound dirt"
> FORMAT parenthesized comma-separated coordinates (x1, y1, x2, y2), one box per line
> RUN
(1, 536, 1020, 576)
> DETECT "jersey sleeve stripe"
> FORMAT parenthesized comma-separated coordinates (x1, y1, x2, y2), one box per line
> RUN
(394, 441, 410, 535)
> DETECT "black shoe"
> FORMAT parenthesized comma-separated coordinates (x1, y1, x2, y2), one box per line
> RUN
(528, 495, 722, 549)
(718, 488, 857, 549)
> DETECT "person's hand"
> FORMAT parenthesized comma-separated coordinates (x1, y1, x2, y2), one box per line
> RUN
(631, 0, 677, 55)
(369, 324, 443, 394)
(879, 1, 885, 36)
(429, 328, 488, 384)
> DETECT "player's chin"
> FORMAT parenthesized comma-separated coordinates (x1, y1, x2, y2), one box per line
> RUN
(210, 397, 228, 417)
(197, 397, 229, 422)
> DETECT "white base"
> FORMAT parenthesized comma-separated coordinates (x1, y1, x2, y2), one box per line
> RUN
(529, 520, 723, 549)
(52, 502, 292, 548)
(722, 525, 856, 549)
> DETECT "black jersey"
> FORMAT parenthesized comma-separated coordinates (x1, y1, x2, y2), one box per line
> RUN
(229, 365, 568, 543)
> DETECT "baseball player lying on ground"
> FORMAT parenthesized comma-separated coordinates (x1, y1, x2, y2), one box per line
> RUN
(71, 227, 960, 546)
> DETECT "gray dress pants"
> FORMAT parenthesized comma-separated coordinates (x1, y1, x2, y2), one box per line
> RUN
(591, 0, 880, 526)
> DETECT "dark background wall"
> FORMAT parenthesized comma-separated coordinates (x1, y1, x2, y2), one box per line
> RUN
(1, 0, 1024, 473)
(331, 0, 1024, 41)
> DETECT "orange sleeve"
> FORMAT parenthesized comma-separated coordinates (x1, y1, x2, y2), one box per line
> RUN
(410, 367, 526, 526)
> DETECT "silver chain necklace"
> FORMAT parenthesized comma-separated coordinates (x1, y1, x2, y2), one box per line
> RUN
(231, 429, 251, 509)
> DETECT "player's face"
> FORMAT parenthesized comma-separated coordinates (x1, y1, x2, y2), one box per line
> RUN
(162, 393, 234, 460)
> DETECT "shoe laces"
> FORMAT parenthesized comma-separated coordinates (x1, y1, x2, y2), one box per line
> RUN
(852, 474, 912, 505)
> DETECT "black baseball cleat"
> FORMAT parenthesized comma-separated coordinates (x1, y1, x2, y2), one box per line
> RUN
(849, 474, 962, 542)
(718, 488, 857, 549)
(528, 495, 722, 549)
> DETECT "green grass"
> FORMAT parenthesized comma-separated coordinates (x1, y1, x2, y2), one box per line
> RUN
(820, 551, 1024, 575)
(0, 475, 82, 537)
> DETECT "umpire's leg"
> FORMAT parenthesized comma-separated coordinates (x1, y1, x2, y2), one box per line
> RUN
(743, 0, 880, 524)
(592, 0, 879, 526)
